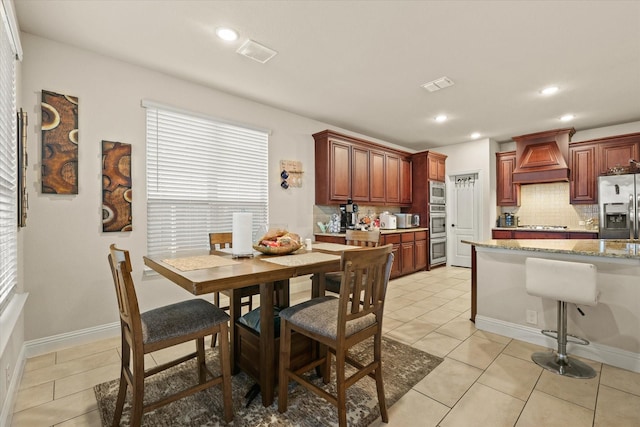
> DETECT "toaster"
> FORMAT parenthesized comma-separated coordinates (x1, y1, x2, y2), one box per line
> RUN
(379, 213, 397, 230)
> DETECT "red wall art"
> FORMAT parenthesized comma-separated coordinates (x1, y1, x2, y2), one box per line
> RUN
(102, 140, 132, 232)
(41, 90, 79, 194)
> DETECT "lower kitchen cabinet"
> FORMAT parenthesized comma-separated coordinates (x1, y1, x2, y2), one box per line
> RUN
(401, 233, 415, 275)
(492, 229, 598, 239)
(383, 234, 402, 278)
(414, 231, 428, 271)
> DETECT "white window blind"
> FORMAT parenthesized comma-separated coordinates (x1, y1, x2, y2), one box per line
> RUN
(145, 103, 269, 256)
(0, 4, 17, 313)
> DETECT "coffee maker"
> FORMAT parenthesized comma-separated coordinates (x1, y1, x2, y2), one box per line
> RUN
(339, 199, 358, 232)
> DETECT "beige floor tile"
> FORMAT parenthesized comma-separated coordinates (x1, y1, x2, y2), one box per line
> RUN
(54, 409, 103, 426)
(396, 281, 434, 293)
(447, 335, 506, 370)
(369, 389, 450, 427)
(600, 364, 640, 396)
(23, 352, 56, 372)
(439, 383, 525, 427)
(473, 329, 512, 344)
(19, 349, 120, 390)
(502, 339, 548, 362)
(534, 366, 600, 410)
(435, 318, 477, 341)
(413, 357, 483, 407)
(13, 381, 53, 413)
(381, 316, 404, 333)
(148, 340, 200, 366)
(432, 288, 466, 300)
(456, 310, 471, 320)
(477, 354, 542, 401)
(412, 332, 462, 358)
(11, 388, 98, 427)
(439, 297, 472, 313)
(419, 282, 451, 293)
(417, 307, 461, 325)
(54, 362, 120, 399)
(384, 296, 416, 312)
(56, 336, 120, 363)
(515, 390, 594, 427)
(594, 384, 640, 427)
(385, 320, 438, 345)
(410, 295, 450, 310)
(385, 287, 411, 299)
(398, 289, 436, 302)
(385, 305, 431, 322)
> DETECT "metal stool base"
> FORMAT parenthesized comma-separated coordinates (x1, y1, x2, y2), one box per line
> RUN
(531, 351, 596, 379)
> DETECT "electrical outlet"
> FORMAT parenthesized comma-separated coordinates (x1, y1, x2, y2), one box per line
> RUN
(526, 310, 537, 325)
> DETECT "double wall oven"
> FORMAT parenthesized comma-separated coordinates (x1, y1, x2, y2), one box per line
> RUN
(429, 181, 446, 267)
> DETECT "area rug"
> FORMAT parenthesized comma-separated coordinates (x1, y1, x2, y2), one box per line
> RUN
(94, 336, 442, 426)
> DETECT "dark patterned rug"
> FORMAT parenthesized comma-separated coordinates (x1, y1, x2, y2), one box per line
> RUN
(94, 336, 442, 426)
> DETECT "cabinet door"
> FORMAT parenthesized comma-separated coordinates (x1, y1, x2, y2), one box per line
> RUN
(569, 143, 597, 204)
(427, 153, 447, 182)
(330, 140, 351, 201)
(492, 230, 513, 239)
(384, 234, 402, 278)
(599, 139, 639, 175)
(351, 146, 370, 202)
(513, 231, 563, 239)
(401, 242, 415, 274)
(400, 157, 412, 204)
(414, 237, 427, 271)
(385, 154, 400, 204)
(496, 151, 520, 206)
(369, 150, 386, 203)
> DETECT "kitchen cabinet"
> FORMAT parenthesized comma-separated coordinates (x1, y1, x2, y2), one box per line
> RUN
(314, 130, 412, 206)
(569, 143, 597, 204)
(496, 151, 520, 206)
(427, 152, 447, 182)
(597, 134, 640, 175)
(409, 150, 448, 229)
(414, 231, 428, 271)
(383, 234, 402, 279)
(492, 229, 598, 239)
(400, 232, 415, 275)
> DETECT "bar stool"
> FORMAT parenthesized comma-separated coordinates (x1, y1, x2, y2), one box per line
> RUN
(525, 257, 598, 379)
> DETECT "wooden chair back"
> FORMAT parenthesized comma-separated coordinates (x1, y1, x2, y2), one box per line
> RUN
(108, 244, 143, 352)
(345, 229, 381, 247)
(337, 244, 393, 340)
(209, 232, 233, 250)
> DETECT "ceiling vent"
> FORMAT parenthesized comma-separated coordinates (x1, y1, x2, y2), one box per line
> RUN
(421, 76, 454, 92)
(236, 39, 277, 64)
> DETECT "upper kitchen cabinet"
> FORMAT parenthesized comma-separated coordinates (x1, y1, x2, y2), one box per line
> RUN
(597, 133, 640, 175)
(409, 150, 448, 228)
(313, 130, 412, 206)
(427, 152, 447, 182)
(569, 142, 597, 204)
(496, 151, 520, 206)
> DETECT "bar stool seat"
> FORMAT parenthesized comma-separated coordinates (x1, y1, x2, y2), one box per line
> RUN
(525, 257, 598, 379)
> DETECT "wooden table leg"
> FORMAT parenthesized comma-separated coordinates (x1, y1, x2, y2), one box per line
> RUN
(229, 289, 242, 374)
(259, 281, 275, 406)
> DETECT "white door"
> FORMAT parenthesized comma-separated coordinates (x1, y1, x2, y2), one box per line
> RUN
(449, 173, 480, 267)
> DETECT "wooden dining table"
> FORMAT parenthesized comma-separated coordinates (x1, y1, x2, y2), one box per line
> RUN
(143, 243, 360, 406)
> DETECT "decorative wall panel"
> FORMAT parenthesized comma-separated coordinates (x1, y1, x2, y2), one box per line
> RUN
(41, 90, 79, 194)
(102, 140, 132, 232)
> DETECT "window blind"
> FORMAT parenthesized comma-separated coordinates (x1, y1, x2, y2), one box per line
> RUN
(0, 5, 17, 313)
(145, 104, 269, 256)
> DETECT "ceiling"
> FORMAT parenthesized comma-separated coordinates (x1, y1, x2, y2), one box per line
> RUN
(14, 0, 640, 151)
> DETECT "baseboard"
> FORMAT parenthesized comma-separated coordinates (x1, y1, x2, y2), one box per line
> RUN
(475, 315, 640, 373)
(0, 345, 26, 427)
(23, 322, 120, 359)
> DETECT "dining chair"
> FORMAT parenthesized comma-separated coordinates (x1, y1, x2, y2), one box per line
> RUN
(324, 229, 381, 294)
(108, 244, 233, 425)
(278, 244, 394, 427)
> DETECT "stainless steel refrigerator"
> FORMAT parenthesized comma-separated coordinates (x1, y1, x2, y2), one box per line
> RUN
(598, 174, 640, 239)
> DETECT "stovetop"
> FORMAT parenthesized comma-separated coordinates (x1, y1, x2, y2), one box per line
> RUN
(518, 225, 568, 230)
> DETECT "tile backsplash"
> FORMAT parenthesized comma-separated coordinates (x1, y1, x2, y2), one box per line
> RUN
(500, 182, 599, 229)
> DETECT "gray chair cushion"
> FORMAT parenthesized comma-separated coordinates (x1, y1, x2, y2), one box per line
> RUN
(141, 299, 230, 345)
(279, 296, 376, 340)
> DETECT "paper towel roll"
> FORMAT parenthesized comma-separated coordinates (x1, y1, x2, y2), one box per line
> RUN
(232, 212, 253, 257)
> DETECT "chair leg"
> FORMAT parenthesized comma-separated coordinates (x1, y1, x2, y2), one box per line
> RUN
(322, 345, 331, 384)
(278, 321, 292, 414)
(130, 353, 145, 426)
(211, 292, 222, 348)
(197, 337, 206, 383)
(335, 347, 348, 427)
(373, 333, 388, 422)
(112, 372, 127, 427)
(218, 323, 234, 423)
(247, 295, 253, 311)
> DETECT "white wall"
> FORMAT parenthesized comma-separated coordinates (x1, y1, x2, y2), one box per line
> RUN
(17, 33, 406, 343)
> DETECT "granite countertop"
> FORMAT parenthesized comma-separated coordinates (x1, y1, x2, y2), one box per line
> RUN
(464, 239, 640, 259)
(493, 227, 598, 234)
(316, 227, 428, 237)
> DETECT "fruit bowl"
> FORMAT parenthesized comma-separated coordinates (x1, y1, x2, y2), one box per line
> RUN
(252, 242, 302, 255)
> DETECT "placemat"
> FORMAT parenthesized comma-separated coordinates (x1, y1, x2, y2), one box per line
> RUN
(162, 255, 240, 271)
(311, 242, 362, 252)
(260, 252, 340, 267)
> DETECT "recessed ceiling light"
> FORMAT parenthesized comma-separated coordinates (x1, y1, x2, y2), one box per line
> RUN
(540, 86, 559, 95)
(560, 114, 575, 122)
(434, 114, 448, 123)
(470, 132, 481, 139)
(215, 27, 239, 42)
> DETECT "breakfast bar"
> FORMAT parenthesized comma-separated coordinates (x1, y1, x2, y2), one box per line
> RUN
(465, 239, 640, 373)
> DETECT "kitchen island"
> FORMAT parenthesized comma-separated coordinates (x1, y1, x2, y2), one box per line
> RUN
(465, 238, 640, 373)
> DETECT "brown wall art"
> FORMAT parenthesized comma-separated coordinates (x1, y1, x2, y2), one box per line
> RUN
(41, 90, 79, 194)
(102, 140, 132, 232)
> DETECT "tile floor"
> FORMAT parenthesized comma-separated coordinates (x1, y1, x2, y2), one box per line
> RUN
(10, 266, 640, 426)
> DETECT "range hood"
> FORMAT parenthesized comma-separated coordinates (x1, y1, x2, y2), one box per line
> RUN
(512, 128, 575, 184)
